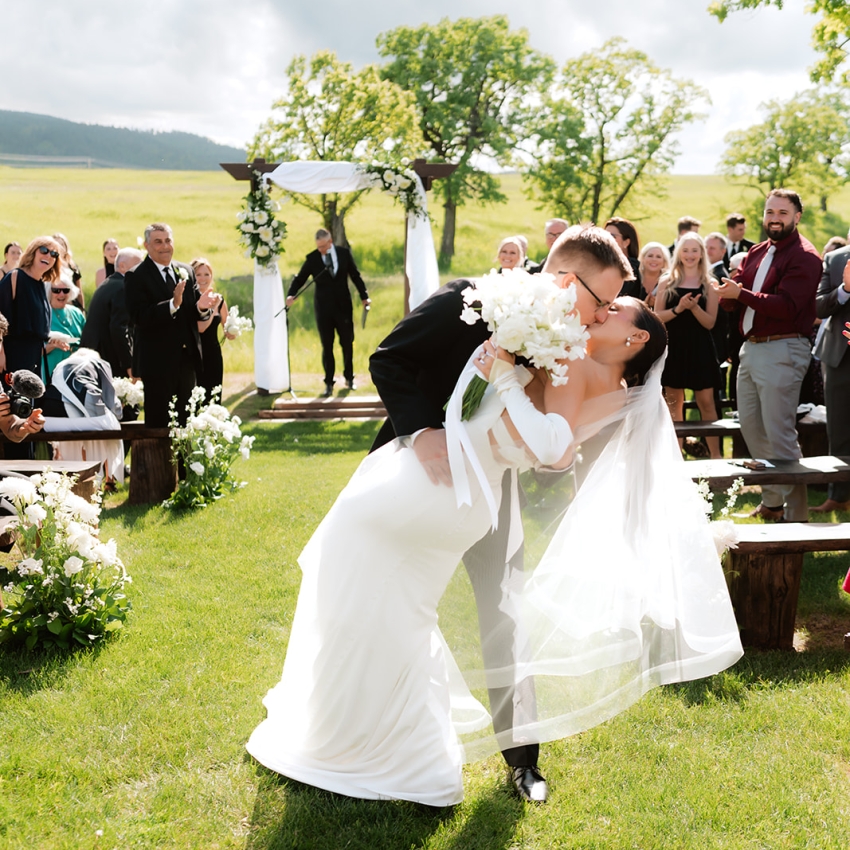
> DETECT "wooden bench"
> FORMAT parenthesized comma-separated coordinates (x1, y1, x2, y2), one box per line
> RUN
(684, 455, 850, 491)
(674, 419, 828, 458)
(0, 422, 174, 504)
(0, 459, 101, 501)
(726, 522, 850, 650)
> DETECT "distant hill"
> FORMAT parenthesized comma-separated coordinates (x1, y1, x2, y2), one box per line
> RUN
(0, 110, 246, 170)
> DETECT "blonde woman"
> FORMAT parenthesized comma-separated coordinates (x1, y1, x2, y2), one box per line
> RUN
(638, 242, 671, 309)
(654, 232, 722, 458)
(495, 236, 525, 272)
(192, 258, 227, 402)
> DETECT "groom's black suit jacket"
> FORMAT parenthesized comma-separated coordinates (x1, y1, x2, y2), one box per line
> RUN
(370, 279, 489, 449)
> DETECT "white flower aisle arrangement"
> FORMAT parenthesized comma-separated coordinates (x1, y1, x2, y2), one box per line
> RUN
(113, 377, 144, 409)
(221, 305, 253, 342)
(458, 268, 590, 419)
(696, 477, 744, 556)
(164, 387, 256, 510)
(237, 170, 287, 269)
(0, 470, 131, 650)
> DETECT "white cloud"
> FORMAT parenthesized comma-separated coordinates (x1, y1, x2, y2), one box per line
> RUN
(0, 0, 820, 171)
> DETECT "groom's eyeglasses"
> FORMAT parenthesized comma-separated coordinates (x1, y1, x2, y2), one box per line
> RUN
(557, 271, 610, 310)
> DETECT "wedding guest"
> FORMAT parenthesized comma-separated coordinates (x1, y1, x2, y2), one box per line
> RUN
(705, 232, 732, 369)
(192, 257, 234, 403)
(669, 215, 701, 254)
(95, 238, 119, 288)
(724, 212, 755, 265)
(655, 232, 723, 459)
(1, 242, 21, 276)
(45, 278, 85, 377)
(528, 218, 569, 272)
(53, 232, 85, 311)
(638, 242, 671, 309)
(823, 236, 847, 256)
(81, 247, 140, 380)
(496, 236, 525, 272)
(0, 312, 45, 443)
(605, 217, 643, 298)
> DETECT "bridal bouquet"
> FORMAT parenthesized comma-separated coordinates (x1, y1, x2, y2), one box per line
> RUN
(164, 387, 256, 510)
(0, 470, 131, 650)
(458, 269, 589, 419)
(222, 305, 253, 341)
(113, 377, 144, 409)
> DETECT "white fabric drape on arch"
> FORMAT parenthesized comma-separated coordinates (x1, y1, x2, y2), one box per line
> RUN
(253, 260, 290, 393)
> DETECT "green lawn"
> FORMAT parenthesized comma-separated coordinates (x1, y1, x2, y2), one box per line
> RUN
(1, 419, 850, 848)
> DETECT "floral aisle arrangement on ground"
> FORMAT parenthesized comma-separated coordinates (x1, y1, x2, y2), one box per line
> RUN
(164, 387, 256, 510)
(696, 476, 744, 557)
(0, 470, 131, 650)
(237, 171, 287, 269)
(457, 268, 589, 419)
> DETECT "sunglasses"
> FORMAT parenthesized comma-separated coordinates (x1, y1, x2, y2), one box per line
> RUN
(51, 288, 71, 295)
(38, 245, 60, 258)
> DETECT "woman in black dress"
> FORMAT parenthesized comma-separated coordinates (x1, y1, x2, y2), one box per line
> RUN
(654, 232, 723, 459)
(605, 218, 644, 299)
(192, 258, 229, 403)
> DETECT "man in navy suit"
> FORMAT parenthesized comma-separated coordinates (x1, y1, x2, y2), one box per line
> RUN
(125, 223, 220, 426)
(286, 229, 371, 397)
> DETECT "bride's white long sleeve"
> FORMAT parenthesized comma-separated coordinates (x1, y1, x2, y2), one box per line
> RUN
(488, 361, 573, 466)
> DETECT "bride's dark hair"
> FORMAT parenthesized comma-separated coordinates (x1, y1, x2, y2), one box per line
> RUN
(621, 298, 667, 387)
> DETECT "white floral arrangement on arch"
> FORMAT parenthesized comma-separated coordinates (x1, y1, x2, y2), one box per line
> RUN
(457, 269, 589, 419)
(0, 470, 131, 650)
(113, 377, 144, 409)
(164, 387, 256, 510)
(359, 159, 427, 220)
(236, 171, 287, 269)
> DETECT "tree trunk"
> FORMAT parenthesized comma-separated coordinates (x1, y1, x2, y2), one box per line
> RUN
(323, 198, 349, 248)
(440, 200, 457, 270)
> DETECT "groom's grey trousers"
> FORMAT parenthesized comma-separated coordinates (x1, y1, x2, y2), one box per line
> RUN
(462, 471, 538, 768)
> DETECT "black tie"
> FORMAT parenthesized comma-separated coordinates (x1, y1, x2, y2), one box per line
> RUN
(163, 266, 175, 292)
(323, 253, 333, 275)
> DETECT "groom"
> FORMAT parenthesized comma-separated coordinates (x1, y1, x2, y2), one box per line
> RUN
(369, 225, 632, 802)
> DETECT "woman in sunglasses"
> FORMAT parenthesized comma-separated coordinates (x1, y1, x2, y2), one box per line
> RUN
(45, 279, 83, 377)
(0, 236, 61, 379)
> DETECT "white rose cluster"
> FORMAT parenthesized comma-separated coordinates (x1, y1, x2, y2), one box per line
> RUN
(361, 164, 426, 220)
(113, 377, 145, 409)
(223, 305, 253, 339)
(461, 268, 589, 385)
(236, 173, 287, 267)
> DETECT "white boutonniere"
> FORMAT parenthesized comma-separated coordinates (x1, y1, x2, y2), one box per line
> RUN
(175, 267, 188, 282)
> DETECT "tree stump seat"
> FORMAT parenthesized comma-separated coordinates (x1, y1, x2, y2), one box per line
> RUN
(726, 522, 850, 650)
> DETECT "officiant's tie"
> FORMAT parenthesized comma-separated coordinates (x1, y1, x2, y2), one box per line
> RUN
(742, 244, 775, 336)
(323, 253, 334, 276)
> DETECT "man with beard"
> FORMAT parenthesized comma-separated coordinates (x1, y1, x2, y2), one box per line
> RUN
(713, 189, 821, 522)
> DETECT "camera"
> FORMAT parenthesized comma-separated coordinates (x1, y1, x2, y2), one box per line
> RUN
(7, 388, 33, 419)
(2, 370, 45, 418)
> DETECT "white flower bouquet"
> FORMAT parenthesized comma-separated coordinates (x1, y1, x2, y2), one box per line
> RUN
(0, 470, 131, 650)
(163, 387, 256, 510)
(458, 268, 589, 419)
(222, 305, 253, 341)
(236, 171, 287, 269)
(113, 377, 144, 409)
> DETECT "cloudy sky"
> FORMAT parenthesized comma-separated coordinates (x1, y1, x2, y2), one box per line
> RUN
(1, 0, 819, 173)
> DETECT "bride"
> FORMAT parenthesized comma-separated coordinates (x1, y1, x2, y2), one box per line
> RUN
(246, 296, 743, 806)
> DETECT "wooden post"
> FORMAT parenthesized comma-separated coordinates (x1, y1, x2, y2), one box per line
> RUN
(129, 439, 177, 505)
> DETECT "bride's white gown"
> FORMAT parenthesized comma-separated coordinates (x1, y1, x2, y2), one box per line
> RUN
(246, 356, 743, 806)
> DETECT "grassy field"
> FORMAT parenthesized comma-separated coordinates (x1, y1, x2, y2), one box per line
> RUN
(6, 164, 849, 390)
(1, 418, 850, 848)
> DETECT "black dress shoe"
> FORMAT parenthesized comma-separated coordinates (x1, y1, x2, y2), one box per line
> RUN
(320, 384, 333, 398)
(346, 379, 356, 390)
(511, 765, 548, 803)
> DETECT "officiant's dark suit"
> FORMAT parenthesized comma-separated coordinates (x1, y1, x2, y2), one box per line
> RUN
(125, 252, 203, 428)
(287, 233, 369, 393)
(814, 244, 850, 506)
(370, 278, 541, 777)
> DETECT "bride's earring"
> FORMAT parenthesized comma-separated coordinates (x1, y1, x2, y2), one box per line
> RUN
(625, 337, 632, 347)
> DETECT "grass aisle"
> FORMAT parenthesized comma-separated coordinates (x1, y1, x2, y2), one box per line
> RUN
(1, 421, 850, 848)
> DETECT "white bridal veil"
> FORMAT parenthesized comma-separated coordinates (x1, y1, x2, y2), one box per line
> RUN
(438, 355, 744, 760)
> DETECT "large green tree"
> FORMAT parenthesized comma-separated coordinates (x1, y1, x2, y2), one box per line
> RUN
(523, 38, 709, 225)
(249, 51, 419, 246)
(720, 88, 850, 219)
(377, 16, 554, 267)
(710, 1, 850, 82)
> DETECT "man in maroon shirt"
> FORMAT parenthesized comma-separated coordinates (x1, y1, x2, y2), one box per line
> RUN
(713, 189, 821, 522)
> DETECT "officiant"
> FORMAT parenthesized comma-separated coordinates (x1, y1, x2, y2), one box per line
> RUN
(285, 228, 370, 397)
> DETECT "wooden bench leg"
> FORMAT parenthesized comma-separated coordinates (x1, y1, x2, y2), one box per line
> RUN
(726, 549, 804, 650)
(129, 438, 176, 505)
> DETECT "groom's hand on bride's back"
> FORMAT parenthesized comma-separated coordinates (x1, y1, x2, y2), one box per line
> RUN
(412, 428, 453, 487)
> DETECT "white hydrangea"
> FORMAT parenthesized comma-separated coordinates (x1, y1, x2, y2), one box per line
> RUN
(24, 504, 47, 525)
(0, 477, 38, 505)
